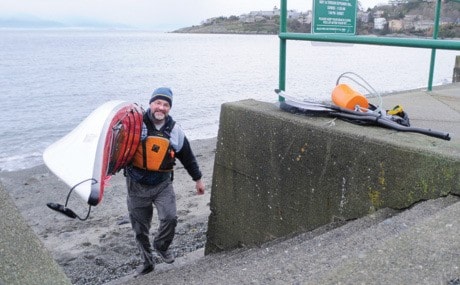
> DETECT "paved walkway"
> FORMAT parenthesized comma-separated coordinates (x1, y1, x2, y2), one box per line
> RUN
(381, 83, 459, 157)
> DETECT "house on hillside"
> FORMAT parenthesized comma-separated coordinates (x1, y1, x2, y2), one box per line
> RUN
(357, 11, 371, 23)
(414, 20, 434, 31)
(298, 11, 313, 25)
(402, 15, 418, 30)
(389, 19, 404, 32)
(373, 10, 385, 18)
(241, 6, 280, 22)
(239, 6, 303, 23)
(374, 17, 387, 30)
(441, 17, 460, 25)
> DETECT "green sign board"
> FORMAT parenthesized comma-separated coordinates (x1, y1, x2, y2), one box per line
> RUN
(312, 0, 357, 34)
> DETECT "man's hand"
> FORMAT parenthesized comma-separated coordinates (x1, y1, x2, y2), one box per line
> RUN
(195, 179, 205, 195)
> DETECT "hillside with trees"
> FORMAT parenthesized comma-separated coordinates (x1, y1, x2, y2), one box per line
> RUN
(173, 0, 460, 38)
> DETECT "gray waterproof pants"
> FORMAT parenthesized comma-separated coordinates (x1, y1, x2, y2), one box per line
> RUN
(126, 176, 177, 266)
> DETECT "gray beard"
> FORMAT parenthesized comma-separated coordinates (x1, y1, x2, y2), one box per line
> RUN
(153, 112, 165, 121)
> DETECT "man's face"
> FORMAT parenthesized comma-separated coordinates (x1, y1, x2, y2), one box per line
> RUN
(150, 99, 171, 121)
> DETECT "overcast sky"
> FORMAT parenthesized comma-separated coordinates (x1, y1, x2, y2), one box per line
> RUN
(0, 0, 388, 30)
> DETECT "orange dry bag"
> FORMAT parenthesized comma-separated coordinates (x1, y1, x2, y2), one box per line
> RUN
(331, 84, 369, 111)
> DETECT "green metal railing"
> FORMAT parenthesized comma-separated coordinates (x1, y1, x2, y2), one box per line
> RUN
(278, 0, 460, 101)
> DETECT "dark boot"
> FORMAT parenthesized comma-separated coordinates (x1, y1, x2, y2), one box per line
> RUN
(155, 247, 175, 264)
(135, 264, 154, 277)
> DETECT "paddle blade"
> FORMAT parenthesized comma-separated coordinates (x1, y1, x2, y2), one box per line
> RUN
(46, 202, 78, 219)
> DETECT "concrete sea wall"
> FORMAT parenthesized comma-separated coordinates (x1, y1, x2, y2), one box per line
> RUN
(0, 183, 71, 285)
(206, 99, 459, 254)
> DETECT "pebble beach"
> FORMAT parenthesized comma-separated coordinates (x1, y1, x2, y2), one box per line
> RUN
(0, 138, 217, 285)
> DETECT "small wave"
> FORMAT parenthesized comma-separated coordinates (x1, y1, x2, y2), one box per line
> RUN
(0, 152, 44, 173)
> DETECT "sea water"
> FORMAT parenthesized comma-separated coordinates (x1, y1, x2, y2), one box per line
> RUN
(0, 29, 457, 172)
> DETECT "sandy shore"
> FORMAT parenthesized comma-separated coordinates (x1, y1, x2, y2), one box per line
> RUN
(0, 137, 217, 285)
